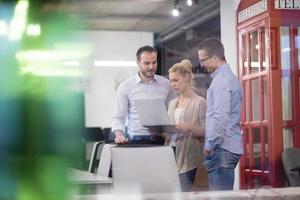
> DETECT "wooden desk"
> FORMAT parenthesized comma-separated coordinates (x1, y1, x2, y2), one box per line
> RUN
(69, 168, 113, 194)
(71, 187, 300, 200)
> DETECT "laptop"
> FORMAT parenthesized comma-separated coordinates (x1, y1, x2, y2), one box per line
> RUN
(134, 97, 178, 134)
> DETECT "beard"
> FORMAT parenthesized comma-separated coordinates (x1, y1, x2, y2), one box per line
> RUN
(140, 69, 155, 79)
(205, 65, 216, 73)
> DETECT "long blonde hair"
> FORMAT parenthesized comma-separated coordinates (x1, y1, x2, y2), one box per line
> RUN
(168, 59, 193, 81)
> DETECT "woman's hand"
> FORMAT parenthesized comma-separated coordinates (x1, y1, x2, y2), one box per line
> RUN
(175, 123, 192, 133)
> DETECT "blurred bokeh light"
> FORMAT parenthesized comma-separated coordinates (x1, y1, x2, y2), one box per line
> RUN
(0, 0, 89, 199)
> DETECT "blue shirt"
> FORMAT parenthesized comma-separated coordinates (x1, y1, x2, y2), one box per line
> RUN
(205, 64, 243, 154)
(111, 73, 176, 139)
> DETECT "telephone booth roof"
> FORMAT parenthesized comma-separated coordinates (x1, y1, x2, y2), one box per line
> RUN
(237, 0, 300, 28)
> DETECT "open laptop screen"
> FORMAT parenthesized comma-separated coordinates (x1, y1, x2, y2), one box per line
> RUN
(134, 97, 177, 133)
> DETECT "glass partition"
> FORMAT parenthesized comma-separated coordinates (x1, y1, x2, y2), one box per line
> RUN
(245, 128, 250, 169)
(262, 76, 268, 120)
(283, 128, 294, 149)
(253, 128, 261, 170)
(261, 28, 267, 70)
(263, 127, 269, 171)
(280, 27, 291, 70)
(253, 175, 262, 188)
(243, 34, 248, 74)
(246, 80, 250, 122)
(297, 27, 300, 69)
(250, 30, 259, 73)
(251, 78, 260, 121)
(281, 77, 293, 120)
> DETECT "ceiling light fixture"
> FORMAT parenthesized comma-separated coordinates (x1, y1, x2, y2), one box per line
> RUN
(94, 60, 137, 67)
(187, 0, 193, 6)
(172, 8, 180, 16)
(172, 0, 181, 17)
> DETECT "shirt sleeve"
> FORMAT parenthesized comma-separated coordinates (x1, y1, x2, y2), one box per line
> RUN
(111, 83, 128, 133)
(204, 83, 230, 151)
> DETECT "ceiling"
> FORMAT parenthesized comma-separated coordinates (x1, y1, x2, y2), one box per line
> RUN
(40, 0, 220, 35)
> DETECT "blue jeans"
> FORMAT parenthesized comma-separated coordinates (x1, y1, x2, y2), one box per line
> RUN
(204, 147, 241, 191)
(172, 147, 197, 191)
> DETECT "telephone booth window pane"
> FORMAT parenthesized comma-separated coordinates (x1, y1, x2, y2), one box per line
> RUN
(245, 128, 250, 169)
(253, 128, 261, 170)
(243, 34, 248, 74)
(296, 27, 300, 69)
(251, 78, 260, 121)
(264, 127, 269, 171)
(262, 76, 268, 120)
(246, 174, 251, 189)
(246, 81, 250, 122)
(280, 27, 291, 70)
(282, 77, 293, 120)
(250, 31, 259, 73)
(283, 128, 294, 149)
(265, 176, 269, 186)
(253, 176, 262, 188)
(261, 28, 267, 70)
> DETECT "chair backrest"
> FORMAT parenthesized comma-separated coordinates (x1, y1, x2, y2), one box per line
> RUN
(282, 147, 300, 186)
(88, 141, 103, 173)
(96, 144, 116, 176)
(111, 146, 181, 193)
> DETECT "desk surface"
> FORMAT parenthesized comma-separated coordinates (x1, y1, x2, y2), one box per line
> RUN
(69, 168, 113, 184)
(71, 187, 300, 200)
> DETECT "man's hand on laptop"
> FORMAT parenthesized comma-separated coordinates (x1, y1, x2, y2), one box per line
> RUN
(148, 128, 159, 135)
(114, 130, 129, 144)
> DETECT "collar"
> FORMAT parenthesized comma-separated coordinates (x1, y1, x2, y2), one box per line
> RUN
(135, 72, 157, 84)
(210, 63, 229, 78)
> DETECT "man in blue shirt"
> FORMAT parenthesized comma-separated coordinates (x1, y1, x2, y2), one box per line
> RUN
(112, 46, 175, 144)
(197, 38, 243, 190)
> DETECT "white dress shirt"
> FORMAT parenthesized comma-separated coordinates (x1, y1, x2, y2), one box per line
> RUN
(112, 73, 176, 139)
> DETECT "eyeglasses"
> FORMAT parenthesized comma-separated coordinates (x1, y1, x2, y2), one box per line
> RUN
(199, 57, 210, 63)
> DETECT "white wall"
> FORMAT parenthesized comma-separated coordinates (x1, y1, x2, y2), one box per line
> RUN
(80, 31, 154, 127)
(220, 0, 242, 190)
(221, 0, 241, 75)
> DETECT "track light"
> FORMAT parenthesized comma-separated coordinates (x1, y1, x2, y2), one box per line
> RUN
(172, 0, 181, 17)
(172, 0, 198, 17)
(172, 8, 180, 16)
(187, 0, 193, 6)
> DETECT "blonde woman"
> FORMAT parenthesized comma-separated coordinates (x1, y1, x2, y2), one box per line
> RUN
(165, 59, 207, 191)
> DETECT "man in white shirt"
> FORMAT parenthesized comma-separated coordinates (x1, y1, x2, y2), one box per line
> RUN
(112, 46, 175, 144)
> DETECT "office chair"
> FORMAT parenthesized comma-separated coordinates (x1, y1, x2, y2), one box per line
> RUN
(282, 147, 300, 186)
(87, 127, 114, 173)
(88, 141, 104, 173)
(84, 127, 104, 173)
(96, 143, 116, 177)
(111, 146, 181, 193)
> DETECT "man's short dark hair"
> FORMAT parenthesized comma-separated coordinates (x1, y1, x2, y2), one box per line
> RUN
(197, 38, 226, 61)
(136, 45, 157, 61)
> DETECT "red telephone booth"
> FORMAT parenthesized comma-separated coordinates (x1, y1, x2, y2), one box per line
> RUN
(237, 0, 300, 188)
